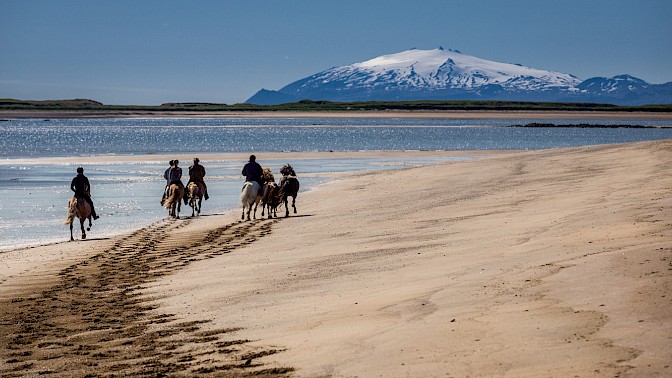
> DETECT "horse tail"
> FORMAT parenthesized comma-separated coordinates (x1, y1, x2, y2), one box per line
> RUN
(165, 185, 181, 209)
(65, 197, 77, 224)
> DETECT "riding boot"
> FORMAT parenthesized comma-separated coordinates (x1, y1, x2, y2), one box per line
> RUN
(91, 207, 100, 220)
(204, 189, 209, 200)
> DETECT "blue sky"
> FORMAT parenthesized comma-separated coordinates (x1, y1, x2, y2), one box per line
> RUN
(1, 0, 671, 105)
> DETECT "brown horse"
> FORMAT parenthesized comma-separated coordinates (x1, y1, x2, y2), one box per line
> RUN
(187, 182, 204, 217)
(65, 196, 92, 241)
(279, 164, 300, 217)
(260, 181, 281, 218)
(255, 167, 277, 218)
(165, 183, 184, 218)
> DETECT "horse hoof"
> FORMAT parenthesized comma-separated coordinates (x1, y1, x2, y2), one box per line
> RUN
(86, 227, 91, 231)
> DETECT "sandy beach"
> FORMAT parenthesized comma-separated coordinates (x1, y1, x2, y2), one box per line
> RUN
(1, 140, 670, 376)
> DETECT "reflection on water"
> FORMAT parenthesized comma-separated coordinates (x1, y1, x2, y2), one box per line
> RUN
(2, 117, 672, 157)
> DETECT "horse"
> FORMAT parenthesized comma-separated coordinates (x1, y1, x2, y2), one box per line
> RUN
(164, 183, 184, 219)
(255, 167, 276, 218)
(260, 181, 281, 218)
(279, 164, 300, 217)
(65, 196, 92, 241)
(240, 181, 261, 221)
(187, 182, 204, 217)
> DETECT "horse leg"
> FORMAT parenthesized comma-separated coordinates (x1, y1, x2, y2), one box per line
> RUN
(87, 217, 92, 231)
(80, 219, 86, 240)
(292, 196, 297, 214)
(197, 197, 202, 216)
(284, 198, 290, 218)
(70, 223, 74, 241)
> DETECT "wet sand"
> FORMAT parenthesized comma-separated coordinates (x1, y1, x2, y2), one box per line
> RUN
(1, 140, 671, 376)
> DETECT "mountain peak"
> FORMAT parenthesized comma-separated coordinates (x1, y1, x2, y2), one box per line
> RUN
(246, 48, 669, 105)
(347, 48, 579, 90)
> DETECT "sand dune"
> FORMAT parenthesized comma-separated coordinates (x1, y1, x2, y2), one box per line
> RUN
(1, 140, 670, 377)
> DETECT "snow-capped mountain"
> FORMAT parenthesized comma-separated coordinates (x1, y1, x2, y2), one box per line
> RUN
(246, 48, 672, 105)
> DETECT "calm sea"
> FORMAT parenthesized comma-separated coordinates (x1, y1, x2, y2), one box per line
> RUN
(2, 117, 672, 157)
(1, 116, 671, 249)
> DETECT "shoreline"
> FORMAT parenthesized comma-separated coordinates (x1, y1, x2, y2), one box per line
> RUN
(0, 149, 504, 165)
(0, 150, 496, 251)
(2, 109, 672, 120)
(1, 141, 670, 376)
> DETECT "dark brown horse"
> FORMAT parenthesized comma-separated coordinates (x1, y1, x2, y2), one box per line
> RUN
(260, 181, 281, 218)
(164, 183, 184, 219)
(65, 196, 92, 241)
(187, 182, 204, 217)
(279, 164, 300, 217)
(255, 168, 279, 218)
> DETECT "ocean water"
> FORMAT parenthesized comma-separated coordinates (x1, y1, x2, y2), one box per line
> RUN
(2, 117, 672, 157)
(1, 116, 671, 249)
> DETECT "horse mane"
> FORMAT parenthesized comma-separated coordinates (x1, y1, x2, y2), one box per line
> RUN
(262, 167, 275, 182)
(280, 164, 296, 177)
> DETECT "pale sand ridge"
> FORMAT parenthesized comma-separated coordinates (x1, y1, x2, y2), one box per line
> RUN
(1, 140, 670, 377)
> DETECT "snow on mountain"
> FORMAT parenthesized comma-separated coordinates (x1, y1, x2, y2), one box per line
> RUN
(331, 48, 580, 91)
(245, 48, 672, 105)
(283, 48, 580, 95)
(577, 74, 649, 94)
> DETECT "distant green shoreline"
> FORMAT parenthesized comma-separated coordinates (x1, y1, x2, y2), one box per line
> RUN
(1, 98, 672, 113)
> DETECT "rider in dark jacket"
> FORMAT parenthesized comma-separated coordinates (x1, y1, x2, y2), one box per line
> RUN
(187, 157, 209, 200)
(70, 167, 99, 219)
(242, 155, 264, 186)
(166, 159, 188, 205)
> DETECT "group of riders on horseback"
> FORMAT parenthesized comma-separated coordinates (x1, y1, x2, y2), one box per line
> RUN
(239, 155, 299, 221)
(161, 157, 209, 207)
(66, 155, 300, 240)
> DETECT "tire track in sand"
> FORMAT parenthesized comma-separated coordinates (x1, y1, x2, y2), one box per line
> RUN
(0, 218, 293, 377)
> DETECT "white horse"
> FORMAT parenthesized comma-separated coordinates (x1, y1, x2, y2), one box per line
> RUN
(240, 181, 261, 221)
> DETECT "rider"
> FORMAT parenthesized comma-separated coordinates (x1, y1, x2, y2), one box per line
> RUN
(242, 154, 264, 187)
(70, 167, 99, 220)
(164, 159, 187, 205)
(161, 160, 174, 205)
(187, 157, 209, 200)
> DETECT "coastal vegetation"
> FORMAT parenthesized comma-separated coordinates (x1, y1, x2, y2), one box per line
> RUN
(1, 98, 672, 113)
